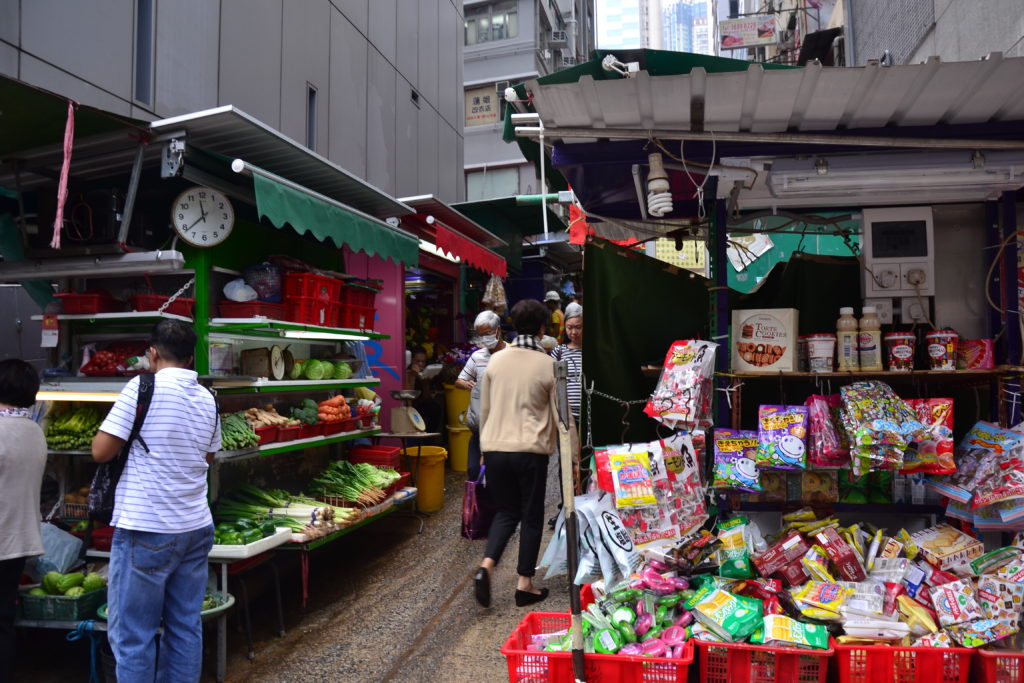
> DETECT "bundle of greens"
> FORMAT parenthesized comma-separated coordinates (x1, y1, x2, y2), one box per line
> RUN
(220, 412, 260, 450)
(45, 406, 105, 450)
(290, 399, 319, 425)
(309, 460, 401, 507)
(213, 484, 357, 535)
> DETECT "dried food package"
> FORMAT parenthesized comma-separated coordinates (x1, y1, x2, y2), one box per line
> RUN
(644, 340, 717, 431)
(839, 381, 928, 475)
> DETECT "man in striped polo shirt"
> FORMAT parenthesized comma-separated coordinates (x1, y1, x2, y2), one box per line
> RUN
(92, 320, 220, 682)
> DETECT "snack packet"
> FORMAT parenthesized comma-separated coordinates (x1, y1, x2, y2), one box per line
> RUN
(691, 589, 764, 642)
(801, 546, 836, 583)
(712, 429, 761, 492)
(750, 615, 830, 650)
(806, 394, 849, 468)
(947, 619, 1019, 647)
(608, 452, 658, 508)
(902, 398, 956, 474)
(976, 575, 1024, 622)
(756, 405, 809, 469)
(929, 579, 982, 627)
(718, 516, 754, 579)
(793, 581, 851, 620)
(971, 547, 1022, 575)
(839, 381, 927, 474)
(913, 631, 955, 648)
(644, 340, 717, 430)
(662, 431, 709, 535)
(815, 527, 866, 581)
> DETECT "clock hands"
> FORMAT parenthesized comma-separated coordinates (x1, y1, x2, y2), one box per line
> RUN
(199, 200, 208, 222)
(184, 201, 210, 231)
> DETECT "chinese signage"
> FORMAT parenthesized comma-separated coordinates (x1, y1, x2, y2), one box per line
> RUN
(719, 15, 777, 50)
(465, 86, 499, 126)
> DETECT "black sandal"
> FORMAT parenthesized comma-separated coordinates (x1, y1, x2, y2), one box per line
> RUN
(515, 587, 549, 607)
(474, 568, 491, 607)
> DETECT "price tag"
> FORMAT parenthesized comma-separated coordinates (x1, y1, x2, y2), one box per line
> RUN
(41, 315, 59, 348)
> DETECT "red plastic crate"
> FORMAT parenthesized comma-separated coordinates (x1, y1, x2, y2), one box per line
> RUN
(56, 292, 124, 314)
(338, 282, 380, 308)
(277, 425, 301, 442)
(218, 300, 287, 320)
(696, 636, 833, 683)
(385, 472, 411, 497)
(91, 526, 114, 552)
(129, 294, 195, 318)
(502, 612, 693, 683)
(349, 445, 401, 469)
(338, 304, 375, 330)
(322, 421, 346, 436)
(298, 423, 324, 439)
(283, 272, 342, 302)
(834, 642, 973, 683)
(287, 296, 339, 327)
(974, 648, 1024, 683)
(254, 425, 278, 445)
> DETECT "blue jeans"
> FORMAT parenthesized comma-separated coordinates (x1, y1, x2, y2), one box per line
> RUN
(108, 525, 214, 683)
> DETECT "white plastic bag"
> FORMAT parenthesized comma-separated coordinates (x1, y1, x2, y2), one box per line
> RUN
(223, 278, 258, 302)
(24, 523, 83, 580)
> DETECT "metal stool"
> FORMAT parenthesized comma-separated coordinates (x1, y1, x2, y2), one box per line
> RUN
(227, 553, 286, 660)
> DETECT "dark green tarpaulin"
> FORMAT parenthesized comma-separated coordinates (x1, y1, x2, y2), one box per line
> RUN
(452, 197, 566, 273)
(583, 238, 709, 446)
(251, 172, 419, 266)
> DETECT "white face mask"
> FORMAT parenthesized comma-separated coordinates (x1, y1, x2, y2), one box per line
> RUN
(479, 334, 499, 350)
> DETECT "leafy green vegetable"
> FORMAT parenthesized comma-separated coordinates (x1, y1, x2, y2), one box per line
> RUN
(303, 359, 326, 380)
(289, 359, 305, 380)
(221, 412, 259, 450)
(334, 362, 352, 380)
(290, 398, 319, 425)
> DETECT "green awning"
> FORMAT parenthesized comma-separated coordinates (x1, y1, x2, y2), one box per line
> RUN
(249, 169, 420, 266)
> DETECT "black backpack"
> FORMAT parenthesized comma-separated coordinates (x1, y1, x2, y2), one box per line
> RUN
(86, 372, 155, 526)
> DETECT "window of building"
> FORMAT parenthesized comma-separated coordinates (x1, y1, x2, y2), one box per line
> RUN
(306, 84, 318, 149)
(465, 0, 519, 45)
(134, 0, 154, 104)
(466, 167, 520, 201)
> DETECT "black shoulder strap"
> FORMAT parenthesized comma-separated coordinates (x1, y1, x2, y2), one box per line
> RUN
(130, 372, 155, 453)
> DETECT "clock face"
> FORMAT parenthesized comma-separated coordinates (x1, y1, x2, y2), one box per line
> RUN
(171, 186, 235, 247)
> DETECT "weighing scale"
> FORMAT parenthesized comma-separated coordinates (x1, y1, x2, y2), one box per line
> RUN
(390, 389, 426, 433)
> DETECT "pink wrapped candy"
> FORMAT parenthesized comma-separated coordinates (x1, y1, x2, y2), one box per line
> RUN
(640, 639, 668, 657)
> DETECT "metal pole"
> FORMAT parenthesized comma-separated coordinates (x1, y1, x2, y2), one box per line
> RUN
(554, 359, 585, 682)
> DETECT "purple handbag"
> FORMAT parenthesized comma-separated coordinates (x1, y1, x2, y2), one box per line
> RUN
(461, 466, 496, 540)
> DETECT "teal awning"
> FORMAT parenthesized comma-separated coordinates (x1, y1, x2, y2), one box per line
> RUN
(244, 163, 420, 266)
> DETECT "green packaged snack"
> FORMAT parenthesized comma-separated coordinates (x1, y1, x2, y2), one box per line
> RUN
(718, 516, 754, 579)
(692, 589, 764, 642)
(593, 627, 624, 654)
(753, 615, 830, 649)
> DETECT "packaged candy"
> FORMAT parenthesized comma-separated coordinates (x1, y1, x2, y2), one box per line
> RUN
(712, 430, 761, 492)
(793, 582, 851, 620)
(839, 381, 928, 474)
(996, 562, 1024, 583)
(608, 452, 658, 508)
(976, 575, 1024, 622)
(756, 405, 809, 469)
(731, 578, 784, 616)
(644, 340, 717, 431)
(691, 589, 764, 642)
(947, 619, 1018, 647)
(662, 432, 709, 535)
(775, 559, 811, 587)
(929, 579, 982, 627)
(718, 516, 754, 579)
(902, 398, 956, 474)
(869, 558, 909, 584)
(913, 631, 955, 648)
(815, 527, 866, 581)
(971, 547, 1022, 575)
(897, 529, 920, 561)
(753, 531, 809, 578)
(802, 471, 839, 504)
(806, 394, 849, 468)
(897, 594, 939, 634)
(801, 545, 836, 583)
(881, 582, 905, 617)
(751, 615, 830, 649)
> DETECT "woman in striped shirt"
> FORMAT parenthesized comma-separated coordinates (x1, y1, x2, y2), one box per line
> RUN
(551, 304, 583, 423)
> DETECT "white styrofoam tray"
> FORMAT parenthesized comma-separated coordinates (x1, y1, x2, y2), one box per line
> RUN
(208, 527, 291, 559)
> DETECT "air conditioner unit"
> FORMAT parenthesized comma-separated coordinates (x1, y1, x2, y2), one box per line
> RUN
(561, 56, 578, 67)
(495, 80, 510, 94)
(550, 30, 568, 46)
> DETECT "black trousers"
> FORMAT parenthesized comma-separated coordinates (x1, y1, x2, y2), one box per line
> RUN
(483, 451, 549, 577)
(0, 556, 26, 683)
(467, 431, 483, 482)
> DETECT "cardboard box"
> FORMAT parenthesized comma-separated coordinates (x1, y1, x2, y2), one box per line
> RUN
(775, 559, 810, 587)
(815, 527, 866, 581)
(731, 308, 799, 373)
(753, 531, 809, 577)
(911, 524, 985, 570)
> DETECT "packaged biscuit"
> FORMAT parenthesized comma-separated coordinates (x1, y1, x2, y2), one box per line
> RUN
(911, 524, 985, 570)
(976, 575, 1024, 622)
(913, 631, 955, 648)
(930, 579, 982, 627)
(815, 527, 866, 581)
(756, 405, 809, 469)
(971, 547, 1022, 575)
(712, 429, 761, 492)
(691, 589, 764, 642)
(793, 581, 851, 620)
(750, 615, 830, 650)
(801, 545, 836, 583)
(947, 619, 1019, 647)
(753, 531, 810, 578)
(718, 516, 754, 579)
(609, 452, 658, 508)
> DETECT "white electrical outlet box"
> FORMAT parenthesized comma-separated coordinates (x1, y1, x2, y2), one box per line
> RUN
(861, 207, 935, 297)
(864, 298, 894, 324)
(901, 297, 930, 324)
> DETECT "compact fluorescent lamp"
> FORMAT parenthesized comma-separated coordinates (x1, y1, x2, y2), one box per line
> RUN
(0, 250, 186, 282)
(767, 151, 1024, 199)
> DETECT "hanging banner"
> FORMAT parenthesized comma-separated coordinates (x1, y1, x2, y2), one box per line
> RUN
(720, 15, 778, 49)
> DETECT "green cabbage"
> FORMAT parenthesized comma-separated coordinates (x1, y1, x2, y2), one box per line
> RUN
(303, 359, 326, 380)
(334, 362, 352, 380)
(289, 359, 305, 380)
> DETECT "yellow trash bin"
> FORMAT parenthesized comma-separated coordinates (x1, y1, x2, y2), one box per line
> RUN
(443, 384, 470, 428)
(446, 426, 471, 472)
(401, 446, 448, 513)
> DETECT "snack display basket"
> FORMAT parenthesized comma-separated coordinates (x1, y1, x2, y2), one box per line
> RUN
(834, 641, 973, 683)
(974, 648, 1024, 683)
(218, 301, 287, 319)
(696, 636, 833, 683)
(55, 292, 124, 314)
(283, 272, 342, 302)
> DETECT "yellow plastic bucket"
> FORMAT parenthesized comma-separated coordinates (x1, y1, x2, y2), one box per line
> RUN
(401, 446, 448, 513)
(446, 427, 471, 472)
(443, 384, 471, 428)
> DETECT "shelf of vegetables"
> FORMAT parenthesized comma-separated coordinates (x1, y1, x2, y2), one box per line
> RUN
(212, 377, 380, 394)
(208, 318, 389, 341)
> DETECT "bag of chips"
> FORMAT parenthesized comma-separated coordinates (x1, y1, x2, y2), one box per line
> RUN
(712, 429, 761, 492)
(929, 579, 982, 627)
(644, 340, 717, 431)
(756, 405, 809, 469)
(609, 452, 658, 508)
(806, 394, 849, 468)
(750, 614, 830, 649)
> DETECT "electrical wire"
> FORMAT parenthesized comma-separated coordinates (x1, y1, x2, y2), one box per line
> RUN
(651, 137, 760, 190)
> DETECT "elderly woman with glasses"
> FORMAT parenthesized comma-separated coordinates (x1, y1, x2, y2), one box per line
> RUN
(455, 310, 507, 480)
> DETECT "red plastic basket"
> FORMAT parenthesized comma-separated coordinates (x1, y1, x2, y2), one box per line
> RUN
(834, 642, 973, 683)
(972, 648, 1024, 683)
(287, 296, 339, 327)
(298, 423, 324, 439)
(696, 637, 833, 683)
(385, 472, 411, 497)
(349, 445, 401, 469)
(254, 425, 279, 445)
(283, 273, 342, 302)
(338, 282, 380, 308)
(276, 425, 301, 442)
(56, 292, 124, 314)
(338, 304, 375, 330)
(322, 421, 346, 436)
(218, 301, 287, 320)
(90, 526, 114, 552)
(502, 612, 693, 683)
(129, 294, 195, 318)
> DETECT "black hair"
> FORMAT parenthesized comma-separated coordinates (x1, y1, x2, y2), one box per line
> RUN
(511, 299, 549, 336)
(0, 359, 40, 407)
(150, 319, 197, 364)
(410, 346, 427, 358)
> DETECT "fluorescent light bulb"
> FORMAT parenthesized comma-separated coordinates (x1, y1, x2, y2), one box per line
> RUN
(279, 330, 370, 341)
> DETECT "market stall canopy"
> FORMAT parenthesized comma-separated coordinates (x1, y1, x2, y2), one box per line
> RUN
(398, 195, 507, 278)
(150, 106, 412, 220)
(451, 196, 568, 273)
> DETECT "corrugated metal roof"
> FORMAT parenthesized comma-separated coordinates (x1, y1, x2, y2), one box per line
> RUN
(525, 55, 1024, 136)
(150, 106, 412, 219)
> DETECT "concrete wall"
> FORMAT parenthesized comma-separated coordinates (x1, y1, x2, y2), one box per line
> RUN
(0, 0, 465, 203)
